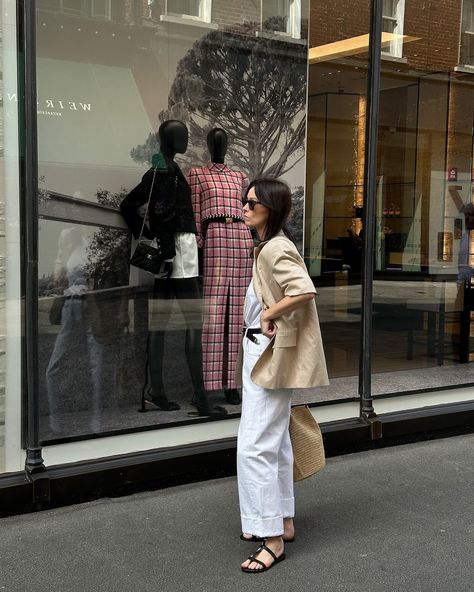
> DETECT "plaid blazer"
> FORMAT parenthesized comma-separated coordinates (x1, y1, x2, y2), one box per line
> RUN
(236, 234, 329, 390)
(188, 162, 246, 248)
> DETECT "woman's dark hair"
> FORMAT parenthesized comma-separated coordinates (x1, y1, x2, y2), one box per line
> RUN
(245, 178, 293, 242)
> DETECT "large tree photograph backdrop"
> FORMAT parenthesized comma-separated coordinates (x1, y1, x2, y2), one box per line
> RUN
(131, 29, 308, 246)
(131, 30, 307, 180)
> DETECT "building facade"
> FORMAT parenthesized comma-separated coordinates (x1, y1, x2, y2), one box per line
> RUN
(0, 0, 473, 513)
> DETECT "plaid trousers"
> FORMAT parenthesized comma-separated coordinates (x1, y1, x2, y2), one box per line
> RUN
(202, 221, 253, 390)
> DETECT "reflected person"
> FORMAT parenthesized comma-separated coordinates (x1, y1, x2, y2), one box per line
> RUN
(456, 203, 474, 361)
(457, 203, 474, 285)
(46, 227, 122, 433)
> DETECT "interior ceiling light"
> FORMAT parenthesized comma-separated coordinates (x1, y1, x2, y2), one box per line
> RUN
(309, 33, 419, 63)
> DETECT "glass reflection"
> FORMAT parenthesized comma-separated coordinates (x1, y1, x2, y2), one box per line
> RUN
(372, 0, 474, 393)
(304, 1, 370, 401)
(41, 222, 130, 435)
(36, 0, 310, 439)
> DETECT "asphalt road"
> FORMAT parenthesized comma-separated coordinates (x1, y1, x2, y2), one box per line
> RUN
(0, 433, 472, 592)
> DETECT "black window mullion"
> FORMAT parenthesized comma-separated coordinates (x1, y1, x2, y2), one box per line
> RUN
(359, 0, 383, 420)
(20, 0, 44, 476)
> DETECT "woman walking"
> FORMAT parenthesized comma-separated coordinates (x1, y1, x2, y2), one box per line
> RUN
(237, 178, 328, 573)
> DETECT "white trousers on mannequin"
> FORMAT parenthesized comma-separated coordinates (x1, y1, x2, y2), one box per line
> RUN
(237, 333, 294, 537)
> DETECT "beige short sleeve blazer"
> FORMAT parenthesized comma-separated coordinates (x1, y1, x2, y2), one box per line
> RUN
(236, 234, 329, 390)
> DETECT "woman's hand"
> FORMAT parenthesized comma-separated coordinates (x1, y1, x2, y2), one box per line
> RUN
(260, 312, 277, 339)
(260, 294, 314, 339)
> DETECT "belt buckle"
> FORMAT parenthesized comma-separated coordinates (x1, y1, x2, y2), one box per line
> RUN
(225, 216, 233, 224)
(245, 329, 259, 345)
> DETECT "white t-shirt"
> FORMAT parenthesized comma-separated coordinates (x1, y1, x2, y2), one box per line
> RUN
(169, 232, 199, 279)
(244, 280, 262, 329)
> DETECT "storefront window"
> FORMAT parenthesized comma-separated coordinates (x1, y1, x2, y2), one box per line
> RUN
(304, 0, 474, 401)
(36, 0, 309, 441)
(305, 0, 370, 402)
(372, 0, 474, 394)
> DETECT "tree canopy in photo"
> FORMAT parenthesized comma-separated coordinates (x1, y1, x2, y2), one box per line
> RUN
(131, 29, 307, 179)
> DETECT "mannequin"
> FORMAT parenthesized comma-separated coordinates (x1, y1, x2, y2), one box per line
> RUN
(188, 128, 253, 405)
(208, 127, 227, 164)
(121, 120, 227, 418)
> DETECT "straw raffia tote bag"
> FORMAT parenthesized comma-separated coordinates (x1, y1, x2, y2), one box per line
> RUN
(289, 405, 326, 482)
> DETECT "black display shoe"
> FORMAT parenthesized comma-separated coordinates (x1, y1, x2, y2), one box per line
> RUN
(194, 404, 228, 418)
(145, 398, 181, 411)
(188, 398, 228, 418)
(224, 388, 241, 405)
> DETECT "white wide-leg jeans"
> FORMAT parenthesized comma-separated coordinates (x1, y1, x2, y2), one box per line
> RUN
(237, 333, 294, 538)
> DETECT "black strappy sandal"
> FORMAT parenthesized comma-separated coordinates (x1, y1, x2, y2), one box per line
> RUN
(241, 542, 286, 573)
(240, 533, 295, 543)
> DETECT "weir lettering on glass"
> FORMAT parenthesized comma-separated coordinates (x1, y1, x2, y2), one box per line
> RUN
(6, 94, 92, 112)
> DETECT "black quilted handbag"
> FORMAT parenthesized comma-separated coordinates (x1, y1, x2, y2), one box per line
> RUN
(129, 168, 176, 274)
(130, 238, 175, 274)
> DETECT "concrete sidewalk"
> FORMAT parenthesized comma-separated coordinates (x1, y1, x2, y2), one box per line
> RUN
(0, 434, 472, 592)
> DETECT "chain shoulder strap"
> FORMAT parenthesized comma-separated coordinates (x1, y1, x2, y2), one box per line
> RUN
(137, 167, 157, 241)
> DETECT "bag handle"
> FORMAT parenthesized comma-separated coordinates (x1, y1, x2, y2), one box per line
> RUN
(137, 167, 157, 242)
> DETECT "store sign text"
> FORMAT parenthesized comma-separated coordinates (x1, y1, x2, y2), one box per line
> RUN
(6, 94, 92, 115)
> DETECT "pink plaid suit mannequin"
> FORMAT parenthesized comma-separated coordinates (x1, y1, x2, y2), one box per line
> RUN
(188, 161, 253, 394)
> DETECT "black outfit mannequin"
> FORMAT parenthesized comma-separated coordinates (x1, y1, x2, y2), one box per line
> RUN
(121, 120, 227, 417)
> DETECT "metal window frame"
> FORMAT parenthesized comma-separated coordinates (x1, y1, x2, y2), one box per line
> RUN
(359, 0, 382, 430)
(18, 0, 45, 479)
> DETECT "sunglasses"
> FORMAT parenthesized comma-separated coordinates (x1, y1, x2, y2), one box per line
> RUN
(241, 198, 263, 211)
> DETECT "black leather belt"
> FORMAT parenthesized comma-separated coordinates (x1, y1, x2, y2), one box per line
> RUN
(205, 216, 243, 224)
(242, 327, 262, 343)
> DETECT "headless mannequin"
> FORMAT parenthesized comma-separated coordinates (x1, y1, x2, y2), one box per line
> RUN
(149, 121, 226, 417)
(161, 119, 188, 160)
(207, 127, 228, 164)
(205, 128, 241, 406)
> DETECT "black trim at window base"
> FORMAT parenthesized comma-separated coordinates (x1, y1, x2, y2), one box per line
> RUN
(1, 402, 473, 518)
(38, 397, 362, 447)
(38, 380, 474, 447)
